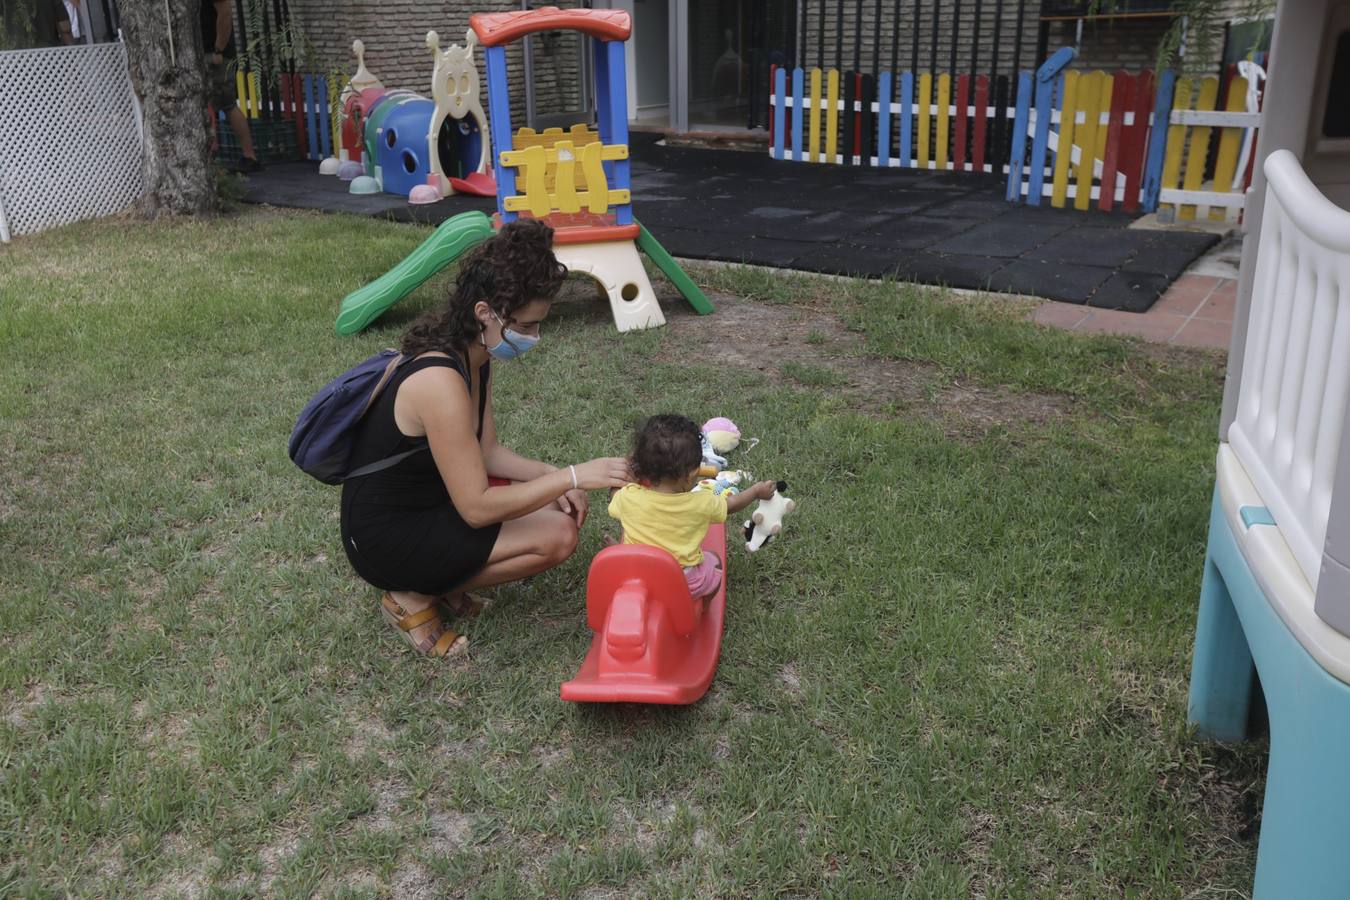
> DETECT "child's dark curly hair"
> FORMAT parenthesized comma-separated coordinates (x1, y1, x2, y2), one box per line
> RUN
(631, 414, 703, 484)
(400, 219, 568, 356)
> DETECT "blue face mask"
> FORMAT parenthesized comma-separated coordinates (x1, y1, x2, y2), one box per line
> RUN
(486, 310, 539, 360)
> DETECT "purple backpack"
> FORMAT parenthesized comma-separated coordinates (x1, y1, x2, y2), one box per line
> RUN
(289, 349, 425, 484)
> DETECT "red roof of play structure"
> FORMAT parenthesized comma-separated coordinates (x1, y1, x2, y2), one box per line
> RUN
(469, 7, 631, 47)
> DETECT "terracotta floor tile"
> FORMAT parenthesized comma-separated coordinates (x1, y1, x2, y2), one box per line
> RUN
(1169, 274, 1222, 294)
(1032, 302, 1090, 330)
(1153, 288, 1209, 317)
(1173, 317, 1234, 349)
(1076, 309, 1189, 342)
(1194, 289, 1236, 322)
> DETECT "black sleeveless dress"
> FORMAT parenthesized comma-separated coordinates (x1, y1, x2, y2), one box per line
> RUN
(339, 355, 501, 595)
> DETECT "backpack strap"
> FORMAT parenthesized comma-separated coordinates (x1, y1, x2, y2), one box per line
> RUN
(359, 352, 407, 418)
(345, 354, 478, 481)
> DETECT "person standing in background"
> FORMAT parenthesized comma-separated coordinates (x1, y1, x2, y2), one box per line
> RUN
(202, 0, 262, 174)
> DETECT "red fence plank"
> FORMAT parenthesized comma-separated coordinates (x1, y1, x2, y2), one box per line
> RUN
(954, 74, 969, 172)
(293, 74, 309, 156)
(1118, 70, 1153, 213)
(972, 75, 989, 173)
(1098, 71, 1133, 212)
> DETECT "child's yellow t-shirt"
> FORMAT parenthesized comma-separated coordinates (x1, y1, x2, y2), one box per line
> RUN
(607, 484, 728, 567)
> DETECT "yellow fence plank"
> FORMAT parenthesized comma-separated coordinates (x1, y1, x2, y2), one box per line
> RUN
(1179, 75, 1220, 220)
(514, 124, 599, 150)
(1050, 70, 1080, 208)
(935, 74, 950, 170)
(1073, 71, 1104, 211)
(1209, 74, 1247, 220)
(917, 73, 932, 168)
(1160, 77, 1192, 218)
(825, 69, 840, 162)
(501, 139, 629, 215)
(808, 68, 822, 163)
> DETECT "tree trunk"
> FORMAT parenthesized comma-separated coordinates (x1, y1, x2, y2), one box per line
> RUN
(120, 0, 214, 217)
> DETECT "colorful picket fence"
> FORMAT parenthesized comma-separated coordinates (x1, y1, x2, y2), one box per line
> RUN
(1007, 50, 1262, 218)
(768, 50, 1264, 218)
(1152, 63, 1265, 221)
(213, 72, 338, 163)
(768, 65, 1020, 174)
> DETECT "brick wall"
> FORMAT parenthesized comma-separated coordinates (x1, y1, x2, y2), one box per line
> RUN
(275, 0, 589, 129)
(1047, 16, 1172, 71)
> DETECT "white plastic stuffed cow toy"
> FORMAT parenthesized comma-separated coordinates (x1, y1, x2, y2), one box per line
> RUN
(744, 481, 796, 552)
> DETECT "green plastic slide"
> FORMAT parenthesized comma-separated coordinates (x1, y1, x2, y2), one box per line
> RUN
(635, 219, 715, 315)
(335, 210, 494, 336)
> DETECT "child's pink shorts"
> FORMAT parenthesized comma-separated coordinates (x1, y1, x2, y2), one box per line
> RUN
(683, 550, 723, 599)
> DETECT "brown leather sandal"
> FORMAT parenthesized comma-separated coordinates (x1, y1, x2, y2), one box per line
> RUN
(381, 593, 467, 658)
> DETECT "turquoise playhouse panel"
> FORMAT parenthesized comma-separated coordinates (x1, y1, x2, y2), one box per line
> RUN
(1189, 488, 1350, 898)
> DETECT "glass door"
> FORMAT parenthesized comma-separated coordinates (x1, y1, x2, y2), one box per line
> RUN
(685, 0, 796, 130)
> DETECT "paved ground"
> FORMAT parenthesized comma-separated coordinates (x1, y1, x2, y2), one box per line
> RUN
(629, 137, 1218, 311)
(241, 134, 1218, 314)
(1031, 233, 1241, 349)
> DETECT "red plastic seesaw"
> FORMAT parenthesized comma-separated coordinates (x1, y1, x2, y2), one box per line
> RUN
(561, 523, 728, 704)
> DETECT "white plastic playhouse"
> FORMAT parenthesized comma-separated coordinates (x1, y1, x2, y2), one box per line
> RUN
(1186, 0, 1350, 896)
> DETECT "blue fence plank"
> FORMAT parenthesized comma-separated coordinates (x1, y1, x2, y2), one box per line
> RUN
(1027, 75, 1056, 205)
(1005, 71, 1033, 202)
(877, 71, 892, 167)
(1141, 69, 1177, 213)
(773, 67, 787, 160)
(1026, 47, 1074, 206)
(791, 67, 805, 161)
(317, 76, 331, 159)
(900, 71, 914, 168)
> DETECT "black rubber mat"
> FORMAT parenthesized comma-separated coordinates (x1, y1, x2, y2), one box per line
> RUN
(240, 136, 1220, 312)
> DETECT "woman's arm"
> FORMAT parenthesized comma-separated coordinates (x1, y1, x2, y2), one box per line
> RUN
(478, 369, 556, 481)
(403, 368, 626, 527)
(477, 369, 591, 526)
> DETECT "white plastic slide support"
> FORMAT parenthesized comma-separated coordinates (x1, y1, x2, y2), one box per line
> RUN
(1228, 149, 1350, 590)
(552, 240, 665, 333)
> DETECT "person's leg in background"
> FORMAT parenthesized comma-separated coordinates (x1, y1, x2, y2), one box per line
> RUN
(207, 58, 261, 173)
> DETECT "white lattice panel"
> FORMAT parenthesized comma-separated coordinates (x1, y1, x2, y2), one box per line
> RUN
(1230, 150, 1350, 589)
(0, 42, 144, 242)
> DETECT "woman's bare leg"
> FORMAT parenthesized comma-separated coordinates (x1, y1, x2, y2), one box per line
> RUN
(454, 506, 579, 592)
(388, 508, 578, 649)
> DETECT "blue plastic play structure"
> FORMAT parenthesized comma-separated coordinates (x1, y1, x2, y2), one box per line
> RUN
(1186, 147, 1350, 898)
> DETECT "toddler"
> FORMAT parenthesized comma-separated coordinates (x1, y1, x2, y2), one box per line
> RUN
(608, 414, 776, 600)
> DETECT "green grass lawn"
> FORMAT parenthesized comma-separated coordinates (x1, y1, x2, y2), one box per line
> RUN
(0, 208, 1266, 897)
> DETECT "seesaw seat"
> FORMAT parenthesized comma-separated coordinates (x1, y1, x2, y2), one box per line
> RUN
(561, 523, 727, 704)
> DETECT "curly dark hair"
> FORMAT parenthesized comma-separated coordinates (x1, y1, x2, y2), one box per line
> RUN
(631, 414, 703, 484)
(400, 219, 568, 357)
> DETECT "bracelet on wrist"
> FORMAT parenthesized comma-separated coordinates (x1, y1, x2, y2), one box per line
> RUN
(569, 464, 578, 490)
